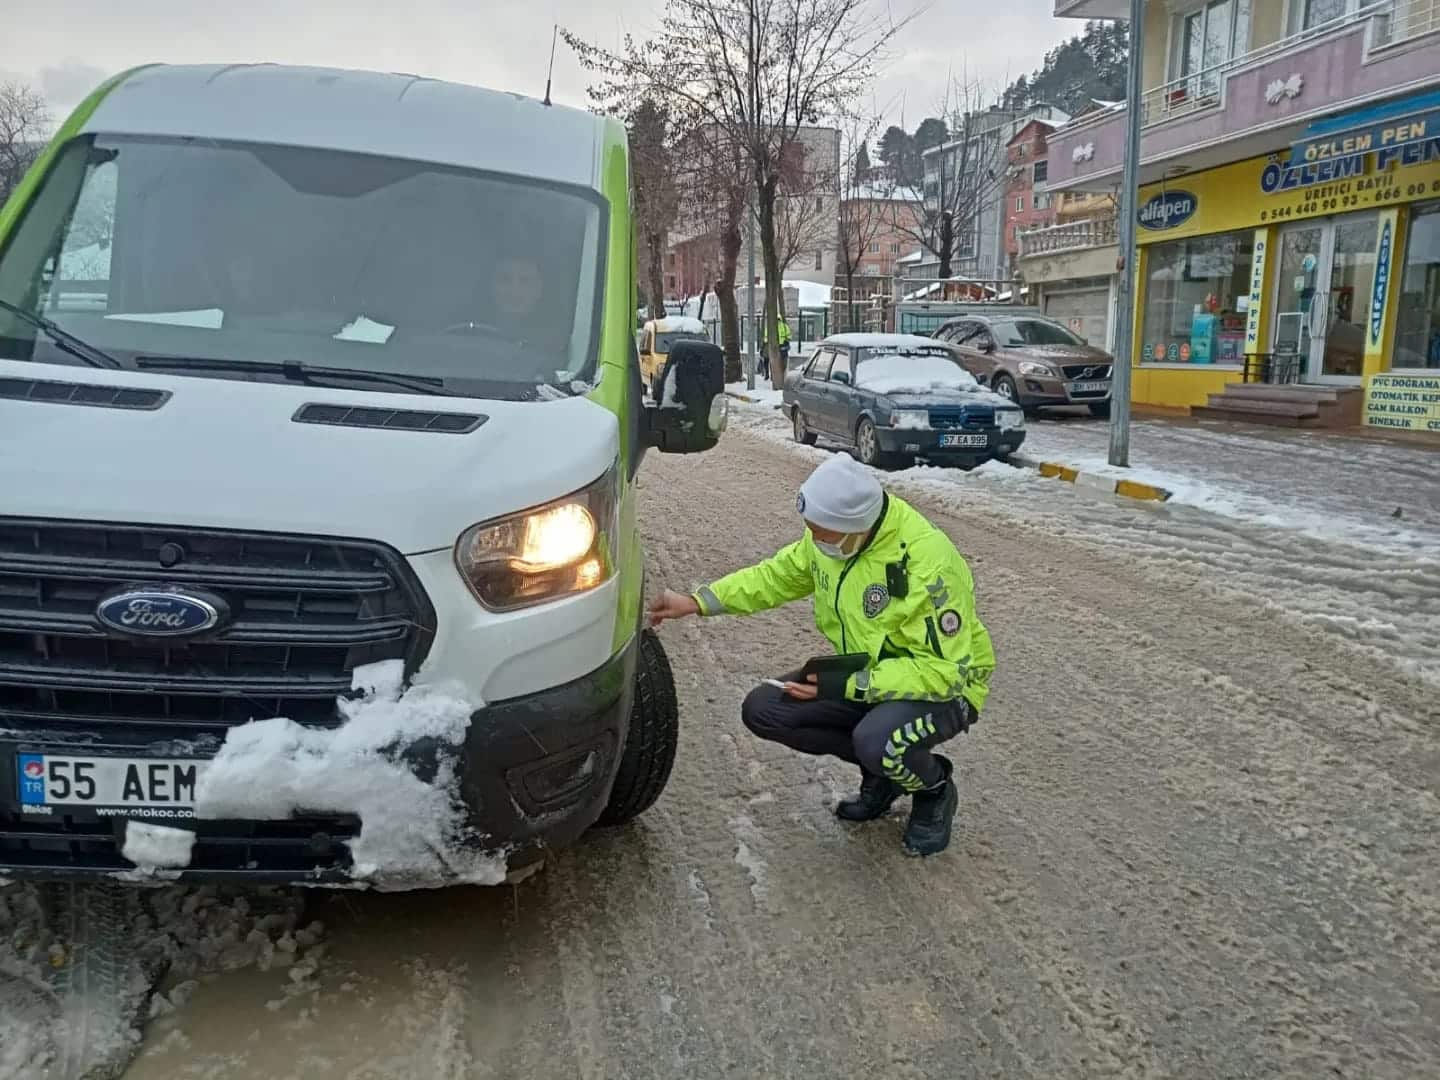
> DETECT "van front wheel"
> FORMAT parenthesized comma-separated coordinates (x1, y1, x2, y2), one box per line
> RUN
(596, 629, 679, 826)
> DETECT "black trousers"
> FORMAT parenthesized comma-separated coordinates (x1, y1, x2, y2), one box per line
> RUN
(741, 677, 974, 792)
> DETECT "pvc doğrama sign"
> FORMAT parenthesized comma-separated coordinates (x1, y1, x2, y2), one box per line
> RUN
(1288, 89, 1440, 166)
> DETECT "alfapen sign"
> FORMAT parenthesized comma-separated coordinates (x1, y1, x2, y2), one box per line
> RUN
(1137, 190, 1197, 231)
(1370, 218, 1392, 348)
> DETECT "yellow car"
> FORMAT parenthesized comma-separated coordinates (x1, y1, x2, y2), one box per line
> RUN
(638, 317, 710, 394)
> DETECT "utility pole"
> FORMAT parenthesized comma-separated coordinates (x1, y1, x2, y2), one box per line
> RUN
(1108, 0, 1145, 468)
(746, 204, 757, 392)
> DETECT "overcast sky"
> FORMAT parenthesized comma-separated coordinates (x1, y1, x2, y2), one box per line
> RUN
(4, 0, 1079, 133)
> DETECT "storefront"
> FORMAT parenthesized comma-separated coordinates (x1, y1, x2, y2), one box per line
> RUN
(1127, 89, 1440, 432)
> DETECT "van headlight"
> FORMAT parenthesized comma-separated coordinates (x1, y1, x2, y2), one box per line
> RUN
(455, 464, 619, 610)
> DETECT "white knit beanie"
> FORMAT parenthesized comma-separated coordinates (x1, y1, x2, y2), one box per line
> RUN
(795, 454, 884, 534)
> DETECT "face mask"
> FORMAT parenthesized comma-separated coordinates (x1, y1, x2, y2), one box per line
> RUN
(813, 533, 861, 560)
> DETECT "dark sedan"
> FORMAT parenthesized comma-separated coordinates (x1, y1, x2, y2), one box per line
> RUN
(782, 334, 1027, 468)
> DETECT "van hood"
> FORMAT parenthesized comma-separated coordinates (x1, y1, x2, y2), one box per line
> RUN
(0, 362, 620, 553)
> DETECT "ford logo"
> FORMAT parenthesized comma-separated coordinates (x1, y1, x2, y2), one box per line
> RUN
(96, 587, 228, 637)
(1137, 190, 1197, 231)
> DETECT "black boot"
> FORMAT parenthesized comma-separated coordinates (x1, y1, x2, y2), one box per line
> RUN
(903, 756, 957, 856)
(835, 771, 903, 821)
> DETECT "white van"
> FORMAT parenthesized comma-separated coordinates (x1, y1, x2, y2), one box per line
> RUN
(0, 64, 725, 887)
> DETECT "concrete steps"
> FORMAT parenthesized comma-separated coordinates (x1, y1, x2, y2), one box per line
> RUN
(1191, 383, 1364, 428)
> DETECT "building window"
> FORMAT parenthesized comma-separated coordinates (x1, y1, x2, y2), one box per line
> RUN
(1139, 231, 1254, 364)
(1015, 196, 1025, 213)
(1396, 201, 1440, 369)
(814, 249, 825, 270)
(890, 242, 900, 255)
(1033, 160, 1048, 184)
(1172, 0, 1251, 90)
(1034, 193, 1052, 210)
(869, 241, 881, 254)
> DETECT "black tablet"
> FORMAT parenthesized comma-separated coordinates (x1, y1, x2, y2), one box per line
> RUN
(799, 653, 870, 681)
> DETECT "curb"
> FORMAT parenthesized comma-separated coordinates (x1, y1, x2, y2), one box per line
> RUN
(724, 389, 787, 409)
(1009, 453, 1172, 503)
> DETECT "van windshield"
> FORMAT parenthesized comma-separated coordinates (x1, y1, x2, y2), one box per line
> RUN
(653, 331, 706, 355)
(0, 135, 606, 401)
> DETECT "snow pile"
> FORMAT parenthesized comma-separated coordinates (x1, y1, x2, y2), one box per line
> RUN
(122, 822, 196, 871)
(0, 882, 325, 1079)
(195, 660, 507, 889)
(855, 354, 979, 395)
(726, 381, 786, 410)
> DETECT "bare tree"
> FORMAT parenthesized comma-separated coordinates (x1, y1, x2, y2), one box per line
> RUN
(0, 82, 49, 205)
(835, 113, 899, 329)
(675, 123, 751, 381)
(566, 0, 907, 389)
(893, 75, 1013, 282)
(628, 99, 682, 320)
(769, 136, 839, 286)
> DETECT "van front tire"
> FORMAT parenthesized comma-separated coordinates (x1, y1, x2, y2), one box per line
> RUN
(596, 629, 679, 826)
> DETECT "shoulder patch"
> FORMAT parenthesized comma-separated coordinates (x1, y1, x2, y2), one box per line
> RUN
(938, 608, 963, 636)
(862, 583, 890, 618)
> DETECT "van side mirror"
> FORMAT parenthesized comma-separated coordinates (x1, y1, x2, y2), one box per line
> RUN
(831, 369, 851, 386)
(645, 340, 726, 454)
(980, 337, 997, 354)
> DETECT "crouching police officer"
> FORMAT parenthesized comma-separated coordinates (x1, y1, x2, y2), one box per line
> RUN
(648, 454, 994, 856)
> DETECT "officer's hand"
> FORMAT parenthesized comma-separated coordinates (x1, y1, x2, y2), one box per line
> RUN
(648, 589, 700, 628)
(782, 675, 819, 700)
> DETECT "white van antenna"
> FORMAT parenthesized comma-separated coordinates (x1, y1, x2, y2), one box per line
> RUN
(543, 24, 558, 106)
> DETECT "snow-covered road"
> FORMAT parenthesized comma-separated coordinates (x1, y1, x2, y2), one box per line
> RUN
(4, 416, 1438, 1079)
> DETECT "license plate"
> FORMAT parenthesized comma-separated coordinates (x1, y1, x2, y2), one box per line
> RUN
(16, 753, 207, 818)
(1071, 380, 1110, 394)
(939, 433, 988, 448)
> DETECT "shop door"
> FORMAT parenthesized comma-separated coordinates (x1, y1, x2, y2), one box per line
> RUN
(1271, 213, 1375, 384)
(1043, 287, 1110, 350)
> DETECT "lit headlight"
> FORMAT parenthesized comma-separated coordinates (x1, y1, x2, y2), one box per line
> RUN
(455, 465, 618, 610)
(891, 409, 930, 430)
(1018, 361, 1058, 377)
(998, 409, 1025, 431)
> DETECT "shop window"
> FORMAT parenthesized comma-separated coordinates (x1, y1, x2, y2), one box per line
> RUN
(1396, 202, 1440, 369)
(1139, 231, 1253, 364)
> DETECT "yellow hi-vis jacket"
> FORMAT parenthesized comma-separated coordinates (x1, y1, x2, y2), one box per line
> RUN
(693, 494, 994, 711)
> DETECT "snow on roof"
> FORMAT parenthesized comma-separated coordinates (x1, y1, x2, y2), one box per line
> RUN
(897, 250, 929, 265)
(848, 183, 923, 203)
(784, 279, 832, 308)
(823, 333, 943, 350)
(86, 64, 604, 189)
(646, 316, 707, 334)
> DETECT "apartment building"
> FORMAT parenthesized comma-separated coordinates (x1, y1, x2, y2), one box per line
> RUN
(1047, 0, 1440, 432)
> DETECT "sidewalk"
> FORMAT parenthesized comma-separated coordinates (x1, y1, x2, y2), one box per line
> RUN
(1021, 410, 1440, 557)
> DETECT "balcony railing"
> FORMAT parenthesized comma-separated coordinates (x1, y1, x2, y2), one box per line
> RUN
(1017, 216, 1117, 257)
(1062, 0, 1433, 137)
(1373, 0, 1440, 46)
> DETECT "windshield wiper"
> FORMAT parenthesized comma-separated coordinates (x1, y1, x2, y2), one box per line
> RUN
(134, 356, 448, 396)
(0, 298, 122, 369)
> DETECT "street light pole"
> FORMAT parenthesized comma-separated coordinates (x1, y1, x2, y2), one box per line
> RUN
(746, 204, 757, 392)
(1108, 0, 1146, 468)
